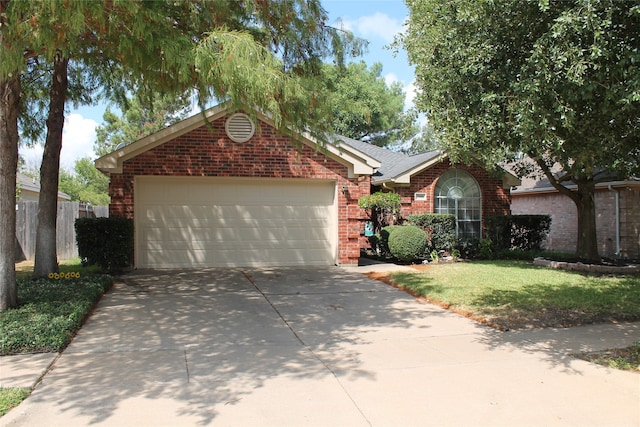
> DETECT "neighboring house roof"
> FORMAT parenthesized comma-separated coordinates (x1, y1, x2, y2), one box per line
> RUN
(95, 104, 379, 178)
(509, 160, 640, 195)
(16, 172, 71, 201)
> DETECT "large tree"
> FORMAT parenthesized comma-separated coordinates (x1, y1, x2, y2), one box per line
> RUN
(94, 93, 193, 157)
(59, 158, 110, 206)
(0, 1, 364, 307)
(321, 61, 417, 147)
(400, 0, 640, 260)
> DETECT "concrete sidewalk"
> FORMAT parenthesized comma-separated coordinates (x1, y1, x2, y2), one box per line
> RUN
(1, 266, 639, 426)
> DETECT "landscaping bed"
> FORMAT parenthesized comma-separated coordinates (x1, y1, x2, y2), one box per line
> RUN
(0, 262, 112, 416)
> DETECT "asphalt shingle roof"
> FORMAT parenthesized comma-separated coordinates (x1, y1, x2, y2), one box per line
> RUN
(333, 135, 442, 183)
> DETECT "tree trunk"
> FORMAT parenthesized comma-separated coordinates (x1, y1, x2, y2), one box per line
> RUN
(533, 157, 601, 262)
(0, 76, 20, 311)
(573, 181, 600, 261)
(33, 53, 69, 278)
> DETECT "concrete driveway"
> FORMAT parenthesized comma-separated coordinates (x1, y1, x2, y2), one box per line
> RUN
(3, 267, 639, 426)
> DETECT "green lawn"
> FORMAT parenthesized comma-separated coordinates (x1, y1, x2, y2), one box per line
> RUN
(0, 388, 29, 417)
(389, 260, 640, 330)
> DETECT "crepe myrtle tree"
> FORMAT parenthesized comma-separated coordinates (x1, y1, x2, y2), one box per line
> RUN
(0, 0, 365, 308)
(399, 0, 640, 261)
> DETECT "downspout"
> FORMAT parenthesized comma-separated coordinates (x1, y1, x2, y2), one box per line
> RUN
(608, 185, 620, 258)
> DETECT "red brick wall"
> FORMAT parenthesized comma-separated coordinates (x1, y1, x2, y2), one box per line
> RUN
(394, 161, 512, 231)
(108, 117, 369, 265)
(511, 186, 640, 259)
(511, 192, 577, 253)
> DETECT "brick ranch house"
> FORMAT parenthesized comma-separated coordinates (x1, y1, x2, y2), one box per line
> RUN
(511, 174, 640, 260)
(95, 104, 518, 268)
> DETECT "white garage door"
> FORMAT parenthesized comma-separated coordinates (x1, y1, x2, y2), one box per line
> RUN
(135, 177, 338, 268)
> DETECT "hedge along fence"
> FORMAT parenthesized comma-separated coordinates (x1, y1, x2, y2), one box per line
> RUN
(15, 201, 108, 261)
(75, 217, 133, 273)
(485, 215, 551, 251)
(406, 213, 456, 252)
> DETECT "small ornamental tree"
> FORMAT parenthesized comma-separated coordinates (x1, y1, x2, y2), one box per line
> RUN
(358, 192, 402, 233)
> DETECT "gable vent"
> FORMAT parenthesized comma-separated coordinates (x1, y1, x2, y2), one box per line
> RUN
(225, 113, 255, 143)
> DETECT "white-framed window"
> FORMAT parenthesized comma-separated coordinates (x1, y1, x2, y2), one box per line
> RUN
(434, 169, 481, 240)
(414, 192, 427, 201)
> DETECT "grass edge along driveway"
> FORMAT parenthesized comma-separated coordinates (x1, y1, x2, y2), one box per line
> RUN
(379, 260, 640, 373)
(382, 260, 640, 331)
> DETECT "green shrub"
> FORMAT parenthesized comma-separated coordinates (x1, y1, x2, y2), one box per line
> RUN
(406, 213, 456, 252)
(388, 225, 428, 263)
(76, 217, 133, 273)
(485, 215, 551, 251)
(379, 225, 404, 256)
(456, 238, 480, 259)
(478, 238, 494, 259)
(0, 275, 112, 355)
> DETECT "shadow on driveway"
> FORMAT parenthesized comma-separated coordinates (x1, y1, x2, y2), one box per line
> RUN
(4, 267, 639, 426)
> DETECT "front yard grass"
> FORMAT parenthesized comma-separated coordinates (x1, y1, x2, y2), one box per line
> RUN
(385, 260, 640, 331)
(0, 388, 30, 417)
(382, 260, 640, 373)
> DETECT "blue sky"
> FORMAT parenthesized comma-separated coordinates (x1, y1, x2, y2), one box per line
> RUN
(20, 1, 415, 170)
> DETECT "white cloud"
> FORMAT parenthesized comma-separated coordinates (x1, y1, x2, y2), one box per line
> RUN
(61, 114, 98, 168)
(19, 113, 98, 171)
(404, 80, 417, 110)
(384, 72, 400, 87)
(342, 12, 403, 43)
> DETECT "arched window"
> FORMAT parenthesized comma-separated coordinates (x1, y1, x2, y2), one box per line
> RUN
(434, 169, 481, 240)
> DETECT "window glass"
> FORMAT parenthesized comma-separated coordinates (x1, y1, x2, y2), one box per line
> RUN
(434, 169, 482, 240)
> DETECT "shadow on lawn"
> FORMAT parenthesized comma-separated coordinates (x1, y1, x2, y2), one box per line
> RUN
(473, 275, 640, 330)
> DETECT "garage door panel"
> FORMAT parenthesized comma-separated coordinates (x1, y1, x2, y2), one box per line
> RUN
(146, 225, 327, 244)
(135, 177, 337, 268)
(144, 247, 333, 268)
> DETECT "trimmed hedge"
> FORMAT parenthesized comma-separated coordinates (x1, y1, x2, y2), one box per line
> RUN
(75, 217, 133, 273)
(376, 225, 404, 257)
(388, 225, 428, 262)
(485, 215, 551, 251)
(406, 213, 456, 252)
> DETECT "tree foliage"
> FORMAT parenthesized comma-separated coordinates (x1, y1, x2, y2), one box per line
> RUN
(400, 0, 640, 260)
(0, 0, 365, 305)
(321, 61, 417, 147)
(59, 158, 110, 206)
(95, 93, 192, 156)
(358, 191, 401, 233)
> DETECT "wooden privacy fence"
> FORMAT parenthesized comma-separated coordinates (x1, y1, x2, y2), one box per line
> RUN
(15, 201, 109, 261)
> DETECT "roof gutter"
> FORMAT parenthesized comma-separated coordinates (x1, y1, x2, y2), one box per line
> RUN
(511, 179, 640, 195)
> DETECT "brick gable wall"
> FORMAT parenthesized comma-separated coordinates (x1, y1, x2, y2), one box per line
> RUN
(394, 161, 512, 229)
(108, 117, 369, 265)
